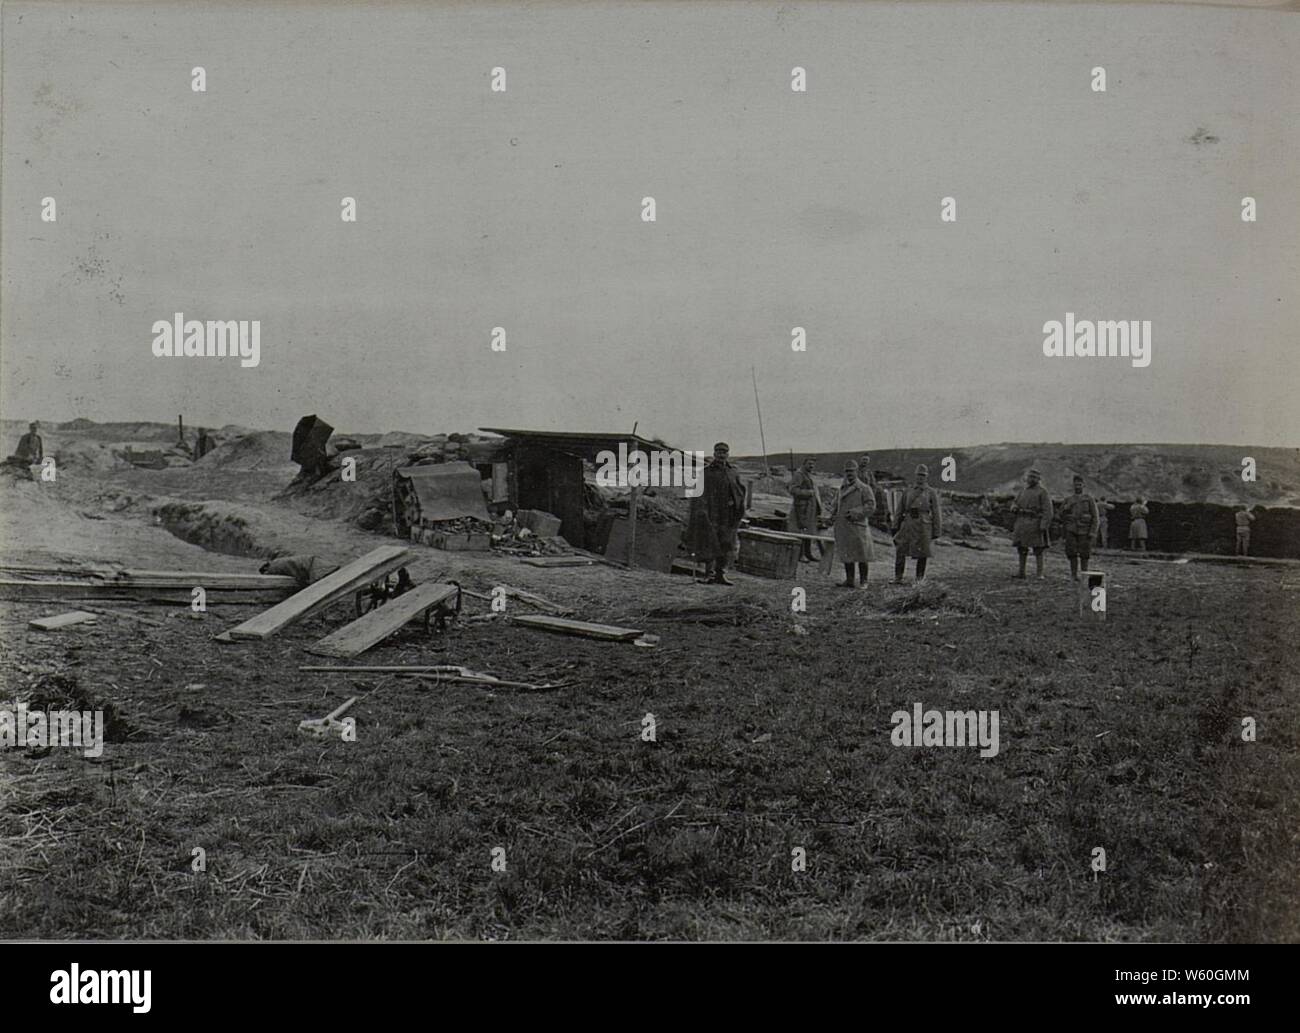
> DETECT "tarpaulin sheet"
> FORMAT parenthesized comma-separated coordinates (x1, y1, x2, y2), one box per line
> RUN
(395, 463, 490, 522)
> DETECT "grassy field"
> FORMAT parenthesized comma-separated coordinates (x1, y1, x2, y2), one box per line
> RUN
(2, 540, 1296, 941)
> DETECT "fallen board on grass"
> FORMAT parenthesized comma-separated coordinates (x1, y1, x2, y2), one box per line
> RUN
(517, 556, 596, 568)
(509, 614, 643, 640)
(28, 611, 99, 630)
(227, 545, 412, 641)
(0, 581, 291, 604)
(306, 582, 460, 658)
(0, 565, 298, 590)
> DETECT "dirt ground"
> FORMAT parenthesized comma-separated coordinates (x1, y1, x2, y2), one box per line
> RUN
(1, 457, 1297, 941)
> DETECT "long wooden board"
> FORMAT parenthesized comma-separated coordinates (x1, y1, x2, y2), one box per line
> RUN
(518, 556, 595, 568)
(306, 582, 459, 659)
(0, 580, 291, 604)
(29, 611, 99, 630)
(510, 613, 643, 640)
(0, 565, 298, 590)
(227, 546, 412, 640)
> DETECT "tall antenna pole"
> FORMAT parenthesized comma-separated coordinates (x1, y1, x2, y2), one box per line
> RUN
(751, 365, 770, 478)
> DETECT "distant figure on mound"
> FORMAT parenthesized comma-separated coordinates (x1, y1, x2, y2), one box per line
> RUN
(195, 428, 212, 459)
(1128, 498, 1150, 551)
(1012, 468, 1053, 580)
(2, 421, 43, 479)
(684, 442, 747, 586)
(831, 460, 875, 588)
(788, 456, 822, 561)
(1058, 475, 1100, 581)
(892, 464, 942, 584)
(1235, 506, 1256, 556)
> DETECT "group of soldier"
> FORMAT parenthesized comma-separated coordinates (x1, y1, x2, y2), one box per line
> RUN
(683, 445, 1265, 589)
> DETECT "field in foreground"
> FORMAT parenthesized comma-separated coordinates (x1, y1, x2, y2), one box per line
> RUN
(1, 511, 1297, 940)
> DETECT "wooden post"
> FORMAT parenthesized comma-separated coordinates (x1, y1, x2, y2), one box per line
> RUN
(627, 487, 639, 569)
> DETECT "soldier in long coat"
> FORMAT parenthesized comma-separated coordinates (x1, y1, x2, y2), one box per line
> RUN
(788, 457, 822, 561)
(1096, 496, 1115, 548)
(1129, 499, 1149, 551)
(892, 464, 942, 583)
(1235, 506, 1256, 556)
(1012, 468, 1053, 579)
(1058, 475, 1100, 581)
(684, 442, 747, 585)
(831, 460, 875, 587)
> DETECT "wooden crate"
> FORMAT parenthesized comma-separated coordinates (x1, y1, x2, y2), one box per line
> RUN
(736, 529, 801, 579)
(428, 532, 492, 552)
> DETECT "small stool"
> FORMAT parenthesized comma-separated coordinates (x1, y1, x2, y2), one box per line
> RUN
(1078, 570, 1106, 621)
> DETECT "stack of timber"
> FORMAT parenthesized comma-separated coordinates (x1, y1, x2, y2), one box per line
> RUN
(0, 564, 297, 605)
(226, 545, 412, 641)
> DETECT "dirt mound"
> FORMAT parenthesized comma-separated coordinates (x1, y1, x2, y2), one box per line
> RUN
(277, 447, 410, 531)
(199, 430, 295, 473)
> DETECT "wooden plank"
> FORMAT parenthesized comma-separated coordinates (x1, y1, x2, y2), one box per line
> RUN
(510, 613, 643, 640)
(227, 546, 412, 641)
(78, 605, 167, 628)
(307, 582, 459, 659)
(498, 584, 571, 615)
(28, 611, 99, 630)
(518, 556, 595, 568)
(0, 580, 291, 604)
(0, 565, 297, 590)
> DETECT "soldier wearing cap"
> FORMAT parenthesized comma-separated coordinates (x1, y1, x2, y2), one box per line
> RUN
(1012, 468, 1053, 579)
(892, 463, 942, 583)
(1096, 496, 1115, 548)
(1058, 475, 1100, 581)
(831, 460, 875, 587)
(684, 441, 748, 585)
(788, 457, 821, 561)
(1234, 506, 1256, 556)
(1129, 498, 1150, 551)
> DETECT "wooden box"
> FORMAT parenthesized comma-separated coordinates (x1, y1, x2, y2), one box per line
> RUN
(736, 529, 801, 579)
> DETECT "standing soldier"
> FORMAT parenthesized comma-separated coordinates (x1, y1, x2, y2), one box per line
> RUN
(1058, 475, 1100, 581)
(1096, 496, 1115, 549)
(892, 464, 942, 583)
(1234, 506, 1256, 556)
(1012, 468, 1053, 579)
(831, 460, 875, 588)
(1129, 498, 1150, 551)
(860, 455, 890, 529)
(788, 457, 821, 562)
(684, 442, 748, 586)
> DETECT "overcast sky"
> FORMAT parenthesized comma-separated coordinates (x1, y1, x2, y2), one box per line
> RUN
(2, 0, 1297, 453)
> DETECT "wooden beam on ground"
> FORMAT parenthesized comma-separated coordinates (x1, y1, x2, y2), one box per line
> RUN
(28, 611, 99, 630)
(306, 582, 460, 659)
(509, 613, 643, 641)
(78, 605, 167, 628)
(0, 580, 291, 604)
(0, 565, 298, 590)
(498, 584, 571, 615)
(518, 556, 596, 568)
(227, 545, 412, 641)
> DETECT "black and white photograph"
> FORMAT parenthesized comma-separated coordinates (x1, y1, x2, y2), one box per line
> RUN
(0, 0, 1296, 988)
